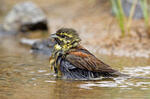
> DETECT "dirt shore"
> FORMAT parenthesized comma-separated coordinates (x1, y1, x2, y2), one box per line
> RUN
(1, 0, 150, 58)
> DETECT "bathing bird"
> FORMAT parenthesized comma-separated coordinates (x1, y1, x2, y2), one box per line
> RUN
(49, 28, 125, 80)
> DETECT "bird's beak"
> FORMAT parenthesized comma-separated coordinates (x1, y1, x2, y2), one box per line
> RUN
(51, 34, 58, 38)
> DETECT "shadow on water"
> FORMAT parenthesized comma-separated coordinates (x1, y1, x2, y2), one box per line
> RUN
(0, 36, 150, 99)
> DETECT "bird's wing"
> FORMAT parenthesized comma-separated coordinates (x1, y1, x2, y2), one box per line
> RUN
(66, 47, 117, 73)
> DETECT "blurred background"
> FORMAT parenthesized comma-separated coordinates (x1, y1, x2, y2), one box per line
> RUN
(0, 0, 150, 99)
(0, 0, 150, 57)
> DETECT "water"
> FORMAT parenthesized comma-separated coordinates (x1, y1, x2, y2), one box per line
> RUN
(0, 36, 150, 99)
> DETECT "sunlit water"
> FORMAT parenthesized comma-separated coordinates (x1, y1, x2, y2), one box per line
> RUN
(0, 36, 150, 99)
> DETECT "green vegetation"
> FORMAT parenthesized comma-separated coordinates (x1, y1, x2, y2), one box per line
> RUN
(111, 0, 125, 36)
(140, 0, 149, 27)
(111, 0, 150, 37)
(127, 0, 138, 33)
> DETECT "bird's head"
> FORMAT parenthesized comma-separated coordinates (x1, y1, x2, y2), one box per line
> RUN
(51, 28, 81, 51)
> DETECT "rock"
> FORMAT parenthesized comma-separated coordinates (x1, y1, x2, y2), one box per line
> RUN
(31, 38, 55, 56)
(19, 37, 55, 56)
(20, 38, 40, 46)
(112, 0, 144, 19)
(2, 1, 48, 33)
(122, 0, 143, 19)
(0, 24, 17, 35)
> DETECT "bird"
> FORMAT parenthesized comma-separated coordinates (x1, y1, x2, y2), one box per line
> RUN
(49, 28, 127, 80)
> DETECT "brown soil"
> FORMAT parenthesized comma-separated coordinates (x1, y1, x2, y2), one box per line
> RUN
(2, 0, 150, 58)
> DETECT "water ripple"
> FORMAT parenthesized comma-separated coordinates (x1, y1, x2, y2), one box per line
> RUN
(122, 66, 150, 76)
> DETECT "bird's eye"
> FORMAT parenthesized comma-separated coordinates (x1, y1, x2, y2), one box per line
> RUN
(61, 35, 65, 38)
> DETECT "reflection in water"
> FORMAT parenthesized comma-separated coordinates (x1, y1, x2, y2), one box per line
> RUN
(0, 37, 150, 99)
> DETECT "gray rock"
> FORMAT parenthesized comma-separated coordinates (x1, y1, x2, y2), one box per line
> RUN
(122, 0, 143, 19)
(20, 38, 40, 46)
(112, 0, 145, 19)
(0, 24, 17, 35)
(3, 1, 48, 33)
(31, 38, 55, 56)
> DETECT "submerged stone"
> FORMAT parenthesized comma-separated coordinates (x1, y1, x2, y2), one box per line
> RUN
(31, 38, 55, 56)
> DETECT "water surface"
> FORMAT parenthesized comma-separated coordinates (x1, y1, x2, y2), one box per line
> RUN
(0, 36, 150, 99)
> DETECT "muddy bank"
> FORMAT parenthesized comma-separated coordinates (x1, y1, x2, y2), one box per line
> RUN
(45, 0, 150, 58)
(1, 0, 150, 58)
(48, 17, 150, 58)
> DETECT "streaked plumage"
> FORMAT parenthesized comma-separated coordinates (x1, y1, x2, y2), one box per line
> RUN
(49, 28, 125, 80)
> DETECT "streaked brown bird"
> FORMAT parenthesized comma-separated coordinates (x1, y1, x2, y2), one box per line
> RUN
(49, 28, 126, 80)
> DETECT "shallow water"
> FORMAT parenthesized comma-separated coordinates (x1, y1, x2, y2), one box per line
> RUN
(0, 36, 150, 99)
